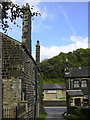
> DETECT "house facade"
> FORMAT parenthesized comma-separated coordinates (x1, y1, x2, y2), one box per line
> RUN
(43, 84, 66, 100)
(0, 3, 40, 119)
(65, 67, 90, 113)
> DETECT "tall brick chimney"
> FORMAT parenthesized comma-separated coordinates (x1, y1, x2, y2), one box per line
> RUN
(36, 40, 40, 65)
(22, 3, 32, 55)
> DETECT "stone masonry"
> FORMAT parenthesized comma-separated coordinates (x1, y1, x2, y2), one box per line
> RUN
(1, 33, 22, 118)
(22, 3, 31, 55)
(0, 3, 40, 119)
(0, 32, 2, 120)
(0, 32, 40, 119)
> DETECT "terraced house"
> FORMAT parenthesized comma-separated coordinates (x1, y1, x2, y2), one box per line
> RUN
(0, 3, 40, 119)
(65, 67, 90, 113)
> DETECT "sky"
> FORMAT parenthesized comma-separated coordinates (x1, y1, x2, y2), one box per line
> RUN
(1, 0, 88, 61)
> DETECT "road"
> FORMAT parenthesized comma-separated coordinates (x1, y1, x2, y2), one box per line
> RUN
(44, 107, 67, 120)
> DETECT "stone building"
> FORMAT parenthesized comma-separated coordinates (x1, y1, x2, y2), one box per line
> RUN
(0, 32, 2, 120)
(0, 3, 40, 119)
(43, 84, 66, 100)
(65, 67, 90, 113)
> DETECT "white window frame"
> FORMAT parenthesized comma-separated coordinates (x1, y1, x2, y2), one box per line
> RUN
(74, 80, 79, 88)
(81, 80, 87, 87)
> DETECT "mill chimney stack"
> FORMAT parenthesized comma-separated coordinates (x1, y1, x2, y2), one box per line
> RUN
(22, 3, 32, 55)
(36, 40, 40, 65)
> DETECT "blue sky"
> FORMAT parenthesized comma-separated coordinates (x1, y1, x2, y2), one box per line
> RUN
(2, 0, 88, 61)
(33, 2, 88, 46)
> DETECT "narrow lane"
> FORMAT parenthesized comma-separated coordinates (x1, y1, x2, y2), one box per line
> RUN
(44, 107, 67, 120)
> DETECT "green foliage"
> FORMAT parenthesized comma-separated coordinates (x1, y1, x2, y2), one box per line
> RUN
(74, 107, 85, 119)
(40, 73, 44, 105)
(37, 111, 47, 120)
(0, 2, 40, 33)
(40, 48, 90, 84)
(42, 78, 65, 84)
(64, 107, 86, 120)
(59, 97, 66, 100)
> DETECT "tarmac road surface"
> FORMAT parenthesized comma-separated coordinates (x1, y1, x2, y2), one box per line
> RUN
(44, 106, 67, 120)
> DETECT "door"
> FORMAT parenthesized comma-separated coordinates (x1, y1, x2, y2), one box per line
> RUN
(75, 98, 81, 106)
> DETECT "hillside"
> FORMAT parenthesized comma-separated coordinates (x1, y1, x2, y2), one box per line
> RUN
(40, 48, 90, 84)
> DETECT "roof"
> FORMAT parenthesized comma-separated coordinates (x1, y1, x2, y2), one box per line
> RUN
(66, 90, 84, 97)
(43, 84, 66, 90)
(65, 67, 90, 78)
(0, 32, 21, 44)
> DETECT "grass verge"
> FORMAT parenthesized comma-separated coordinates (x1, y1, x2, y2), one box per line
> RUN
(37, 112, 47, 120)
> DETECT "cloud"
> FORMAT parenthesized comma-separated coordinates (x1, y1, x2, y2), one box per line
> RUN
(40, 36, 88, 61)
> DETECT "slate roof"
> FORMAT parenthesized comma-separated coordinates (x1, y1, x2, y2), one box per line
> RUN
(66, 90, 84, 97)
(65, 67, 90, 78)
(43, 84, 66, 90)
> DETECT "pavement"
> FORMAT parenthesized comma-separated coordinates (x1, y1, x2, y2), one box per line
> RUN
(44, 106, 67, 120)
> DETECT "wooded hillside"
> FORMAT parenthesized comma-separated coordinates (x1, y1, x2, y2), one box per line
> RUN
(40, 48, 90, 84)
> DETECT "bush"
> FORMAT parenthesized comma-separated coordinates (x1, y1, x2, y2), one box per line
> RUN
(64, 107, 86, 120)
(37, 112, 47, 120)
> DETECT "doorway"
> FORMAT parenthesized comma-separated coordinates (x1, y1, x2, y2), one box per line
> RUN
(75, 98, 81, 106)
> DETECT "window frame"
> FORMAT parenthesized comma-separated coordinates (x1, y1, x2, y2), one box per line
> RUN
(81, 80, 87, 88)
(74, 80, 80, 88)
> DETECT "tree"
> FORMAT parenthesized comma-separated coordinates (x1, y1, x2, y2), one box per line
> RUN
(0, 1, 40, 33)
(40, 48, 90, 84)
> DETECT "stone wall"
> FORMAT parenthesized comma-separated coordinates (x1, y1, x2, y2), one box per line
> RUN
(2, 33, 22, 118)
(44, 100, 66, 106)
(1, 31, 40, 119)
(0, 33, 2, 119)
(21, 46, 36, 118)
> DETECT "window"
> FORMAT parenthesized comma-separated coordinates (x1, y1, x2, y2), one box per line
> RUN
(81, 80, 87, 87)
(74, 81, 79, 88)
